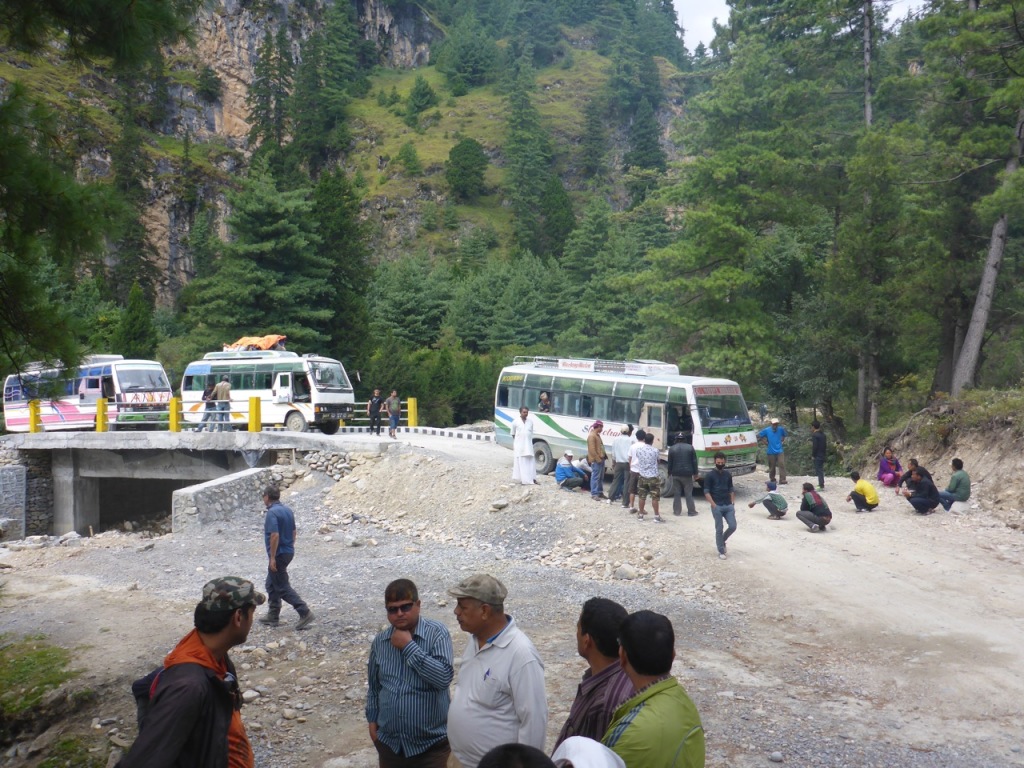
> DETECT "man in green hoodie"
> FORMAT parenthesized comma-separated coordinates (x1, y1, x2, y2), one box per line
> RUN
(602, 611, 705, 768)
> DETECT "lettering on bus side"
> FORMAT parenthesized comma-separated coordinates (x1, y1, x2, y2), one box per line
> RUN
(693, 385, 741, 396)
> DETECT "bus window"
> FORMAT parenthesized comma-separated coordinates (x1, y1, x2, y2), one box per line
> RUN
(563, 394, 582, 417)
(507, 387, 524, 410)
(524, 388, 543, 411)
(525, 374, 553, 392)
(497, 385, 510, 407)
(646, 406, 663, 428)
(610, 398, 642, 424)
(552, 376, 582, 395)
(591, 396, 612, 421)
(580, 395, 593, 419)
(641, 385, 668, 402)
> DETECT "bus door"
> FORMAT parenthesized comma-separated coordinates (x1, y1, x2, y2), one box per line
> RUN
(272, 372, 293, 403)
(78, 373, 103, 406)
(639, 403, 665, 449)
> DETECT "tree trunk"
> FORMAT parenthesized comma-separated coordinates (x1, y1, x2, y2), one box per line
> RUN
(863, 0, 873, 128)
(951, 107, 1024, 396)
(856, 360, 867, 426)
(868, 351, 880, 434)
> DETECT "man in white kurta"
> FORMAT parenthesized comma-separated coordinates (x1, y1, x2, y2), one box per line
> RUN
(446, 574, 547, 768)
(510, 407, 537, 485)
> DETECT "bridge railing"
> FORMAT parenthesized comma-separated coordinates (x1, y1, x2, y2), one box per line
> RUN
(26, 397, 419, 433)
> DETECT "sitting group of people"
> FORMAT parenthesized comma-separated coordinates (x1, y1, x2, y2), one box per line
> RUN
(878, 448, 972, 514)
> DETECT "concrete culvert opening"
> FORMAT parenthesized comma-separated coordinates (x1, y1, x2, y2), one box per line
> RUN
(97, 478, 194, 532)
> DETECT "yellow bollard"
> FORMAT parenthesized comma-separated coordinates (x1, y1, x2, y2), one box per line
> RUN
(95, 398, 108, 433)
(407, 397, 418, 428)
(28, 400, 41, 433)
(169, 397, 181, 432)
(248, 396, 262, 432)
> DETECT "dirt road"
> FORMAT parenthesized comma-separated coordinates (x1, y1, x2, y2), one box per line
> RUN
(1, 437, 1022, 767)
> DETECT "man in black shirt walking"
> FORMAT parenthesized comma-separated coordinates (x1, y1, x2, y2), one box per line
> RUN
(702, 452, 736, 560)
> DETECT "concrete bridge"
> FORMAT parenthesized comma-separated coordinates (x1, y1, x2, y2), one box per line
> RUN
(0, 431, 395, 539)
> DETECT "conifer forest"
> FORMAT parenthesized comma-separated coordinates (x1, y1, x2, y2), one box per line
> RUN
(2, 0, 1023, 437)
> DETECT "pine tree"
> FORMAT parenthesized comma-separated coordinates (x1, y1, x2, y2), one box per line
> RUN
(247, 25, 293, 151)
(503, 72, 553, 253)
(110, 282, 158, 359)
(183, 156, 330, 349)
(405, 75, 438, 127)
(435, 13, 500, 91)
(313, 168, 372, 368)
(446, 138, 489, 200)
(579, 98, 607, 178)
(0, 0, 196, 373)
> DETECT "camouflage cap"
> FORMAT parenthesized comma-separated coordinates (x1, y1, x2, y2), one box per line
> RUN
(448, 573, 508, 606)
(201, 576, 266, 611)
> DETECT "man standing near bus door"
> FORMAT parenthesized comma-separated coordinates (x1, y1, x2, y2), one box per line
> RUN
(213, 375, 232, 432)
(587, 421, 608, 501)
(609, 425, 633, 504)
(511, 407, 538, 485)
(667, 432, 699, 516)
(757, 418, 787, 484)
(367, 388, 385, 436)
(385, 390, 402, 439)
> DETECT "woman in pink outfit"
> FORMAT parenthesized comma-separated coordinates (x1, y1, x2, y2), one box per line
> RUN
(877, 447, 902, 487)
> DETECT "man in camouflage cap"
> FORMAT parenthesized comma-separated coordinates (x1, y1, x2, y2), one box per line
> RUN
(118, 576, 264, 768)
(446, 574, 547, 768)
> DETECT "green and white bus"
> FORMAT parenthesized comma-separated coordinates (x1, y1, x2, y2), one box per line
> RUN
(494, 356, 757, 492)
(180, 350, 355, 433)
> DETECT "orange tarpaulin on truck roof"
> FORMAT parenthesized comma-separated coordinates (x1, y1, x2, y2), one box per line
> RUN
(223, 335, 287, 351)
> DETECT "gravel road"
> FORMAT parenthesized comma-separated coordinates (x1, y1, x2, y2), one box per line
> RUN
(1, 435, 1022, 768)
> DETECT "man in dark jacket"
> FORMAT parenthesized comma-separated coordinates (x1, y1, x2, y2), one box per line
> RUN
(903, 468, 940, 514)
(666, 433, 699, 517)
(119, 576, 264, 768)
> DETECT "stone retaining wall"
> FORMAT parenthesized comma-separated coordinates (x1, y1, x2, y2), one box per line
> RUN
(171, 467, 276, 534)
(0, 448, 53, 536)
(0, 465, 27, 541)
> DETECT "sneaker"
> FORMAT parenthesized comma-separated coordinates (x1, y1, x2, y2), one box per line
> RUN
(294, 611, 315, 631)
(687, 512, 698, 517)
(630, 507, 639, 514)
(637, 514, 646, 521)
(810, 524, 820, 532)
(258, 615, 280, 626)
(718, 553, 727, 560)
(818, 486, 825, 491)
(653, 516, 665, 523)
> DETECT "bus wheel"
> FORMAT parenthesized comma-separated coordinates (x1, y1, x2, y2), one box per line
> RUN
(319, 420, 339, 435)
(533, 441, 554, 475)
(285, 411, 307, 433)
(658, 462, 674, 498)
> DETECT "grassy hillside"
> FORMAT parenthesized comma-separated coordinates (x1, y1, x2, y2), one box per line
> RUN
(343, 47, 669, 261)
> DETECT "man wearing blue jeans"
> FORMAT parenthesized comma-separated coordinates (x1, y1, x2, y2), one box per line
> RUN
(703, 452, 736, 560)
(259, 485, 315, 630)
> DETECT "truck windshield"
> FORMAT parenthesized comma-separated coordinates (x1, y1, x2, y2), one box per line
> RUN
(695, 392, 752, 429)
(117, 366, 170, 391)
(309, 361, 351, 391)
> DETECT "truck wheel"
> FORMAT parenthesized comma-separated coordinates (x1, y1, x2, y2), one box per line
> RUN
(533, 441, 555, 475)
(658, 462, 674, 498)
(319, 420, 339, 435)
(285, 411, 307, 432)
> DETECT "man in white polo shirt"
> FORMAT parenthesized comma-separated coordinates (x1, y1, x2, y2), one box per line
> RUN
(446, 574, 547, 768)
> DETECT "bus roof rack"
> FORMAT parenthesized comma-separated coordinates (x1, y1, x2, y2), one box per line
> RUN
(511, 356, 679, 376)
(203, 350, 300, 360)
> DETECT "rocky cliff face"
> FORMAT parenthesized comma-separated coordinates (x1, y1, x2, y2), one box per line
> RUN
(145, 0, 441, 304)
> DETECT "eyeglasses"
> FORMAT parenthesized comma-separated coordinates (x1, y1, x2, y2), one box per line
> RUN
(386, 602, 415, 615)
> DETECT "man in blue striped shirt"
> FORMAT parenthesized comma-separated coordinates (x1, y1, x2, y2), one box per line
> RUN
(367, 579, 455, 768)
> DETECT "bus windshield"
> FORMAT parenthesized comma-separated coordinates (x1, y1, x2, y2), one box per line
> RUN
(117, 366, 171, 391)
(694, 386, 752, 429)
(309, 361, 351, 391)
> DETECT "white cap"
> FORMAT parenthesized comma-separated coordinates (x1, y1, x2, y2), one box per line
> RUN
(552, 737, 626, 768)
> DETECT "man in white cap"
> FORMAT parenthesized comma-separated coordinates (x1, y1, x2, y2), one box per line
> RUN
(555, 450, 589, 492)
(447, 574, 547, 768)
(756, 417, 788, 485)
